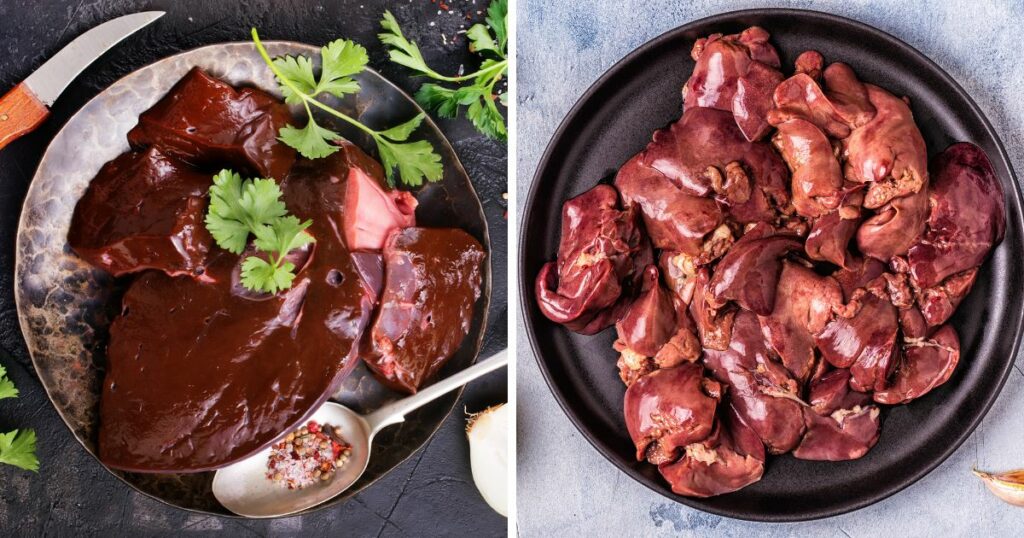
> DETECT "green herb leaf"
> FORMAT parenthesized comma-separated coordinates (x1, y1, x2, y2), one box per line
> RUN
(206, 170, 253, 254)
(205, 169, 316, 294)
(415, 84, 462, 118)
(378, 11, 438, 78)
(272, 39, 368, 104)
(475, 58, 505, 85)
(0, 364, 17, 400)
(278, 120, 341, 159)
(486, 0, 508, 51)
(252, 28, 443, 187)
(316, 39, 369, 97)
(0, 429, 38, 472)
(466, 23, 499, 56)
(243, 216, 314, 294)
(467, 96, 507, 141)
(378, 138, 443, 188)
(206, 171, 288, 254)
(378, 112, 426, 142)
(252, 216, 315, 259)
(272, 54, 319, 106)
(239, 179, 288, 226)
(241, 256, 297, 295)
(379, 1, 508, 140)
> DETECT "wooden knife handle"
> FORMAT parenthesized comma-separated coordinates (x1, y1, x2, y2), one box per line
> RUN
(0, 83, 49, 150)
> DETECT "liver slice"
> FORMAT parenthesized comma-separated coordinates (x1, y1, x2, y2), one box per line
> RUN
(365, 227, 486, 393)
(97, 145, 382, 472)
(68, 146, 213, 279)
(127, 67, 296, 180)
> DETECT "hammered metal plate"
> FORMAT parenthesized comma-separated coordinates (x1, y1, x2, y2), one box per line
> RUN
(15, 42, 490, 516)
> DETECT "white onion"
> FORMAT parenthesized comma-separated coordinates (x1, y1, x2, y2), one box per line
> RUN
(466, 403, 508, 517)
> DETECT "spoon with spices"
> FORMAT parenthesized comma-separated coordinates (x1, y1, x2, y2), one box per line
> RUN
(212, 349, 508, 517)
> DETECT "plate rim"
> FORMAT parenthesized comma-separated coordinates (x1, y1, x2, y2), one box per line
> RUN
(14, 39, 491, 518)
(519, 7, 1024, 522)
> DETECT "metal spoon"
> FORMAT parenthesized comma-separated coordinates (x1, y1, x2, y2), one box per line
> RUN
(212, 350, 508, 517)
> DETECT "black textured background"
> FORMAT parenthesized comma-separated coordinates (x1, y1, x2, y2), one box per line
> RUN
(0, 0, 508, 535)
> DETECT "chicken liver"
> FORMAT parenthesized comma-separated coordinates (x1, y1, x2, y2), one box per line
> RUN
(907, 142, 1006, 289)
(535, 184, 650, 334)
(684, 27, 783, 141)
(624, 363, 721, 464)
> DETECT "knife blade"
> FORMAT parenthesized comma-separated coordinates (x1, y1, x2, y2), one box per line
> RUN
(0, 11, 164, 150)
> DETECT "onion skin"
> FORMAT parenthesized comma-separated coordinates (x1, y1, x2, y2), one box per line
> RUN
(974, 468, 1024, 507)
(467, 404, 509, 517)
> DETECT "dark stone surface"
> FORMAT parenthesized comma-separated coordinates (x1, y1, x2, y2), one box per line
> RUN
(0, 0, 507, 535)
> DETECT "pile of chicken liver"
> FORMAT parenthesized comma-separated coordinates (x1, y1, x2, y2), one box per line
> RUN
(535, 28, 1006, 497)
(69, 68, 484, 472)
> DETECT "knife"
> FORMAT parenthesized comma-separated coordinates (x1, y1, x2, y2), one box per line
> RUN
(0, 11, 164, 150)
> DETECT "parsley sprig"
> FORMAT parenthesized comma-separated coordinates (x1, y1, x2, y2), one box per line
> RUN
(252, 29, 443, 187)
(0, 364, 16, 400)
(205, 170, 315, 294)
(379, 0, 508, 140)
(0, 430, 38, 473)
(0, 364, 38, 472)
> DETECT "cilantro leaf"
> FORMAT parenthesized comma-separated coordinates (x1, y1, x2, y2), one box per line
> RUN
(378, 139, 443, 188)
(279, 119, 341, 160)
(206, 171, 288, 254)
(0, 429, 38, 472)
(378, 11, 439, 78)
(239, 179, 288, 225)
(252, 216, 315, 259)
(243, 216, 314, 294)
(374, 131, 441, 186)
(378, 112, 426, 142)
(273, 39, 367, 104)
(252, 28, 444, 187)
(415, 84, 462, 119)
(486, 0, 508, 52)
(272, 54, 319, 106)
(379, 1, 508, 140)
(206, 170, 252, 254)
(417, 82, 505, 141)
(317, 39, 369, 97)
(0, 364, 17, 400)
(467, 97, 507, 141)
(475, 58, 505, 85)
(204, 169, 316, 294)
(241, 256, 297, 295)
(467, 24, 499, 56)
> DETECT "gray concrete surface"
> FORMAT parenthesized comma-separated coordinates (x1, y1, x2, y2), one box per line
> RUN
(516, 0, 1024, 535)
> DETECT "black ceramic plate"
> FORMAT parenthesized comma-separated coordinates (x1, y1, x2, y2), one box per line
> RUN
(520, 9, 1024, 522)
(15, 42, 490, 516)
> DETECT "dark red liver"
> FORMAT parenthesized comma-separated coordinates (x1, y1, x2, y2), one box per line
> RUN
(98, 145, 380, 471)
(127, 67, 296, 180)
(702, 310, 805, 454)
(365, 227, 485, 394)
(657, 408, 765, 497)
(683, 26, 782, 141)
(907, 143, 1006, 288)
(68, 147, 213, 279)
(623, 363, 720, 464)
(535, 184, 650, 334)
(706, 232, 801, 316)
